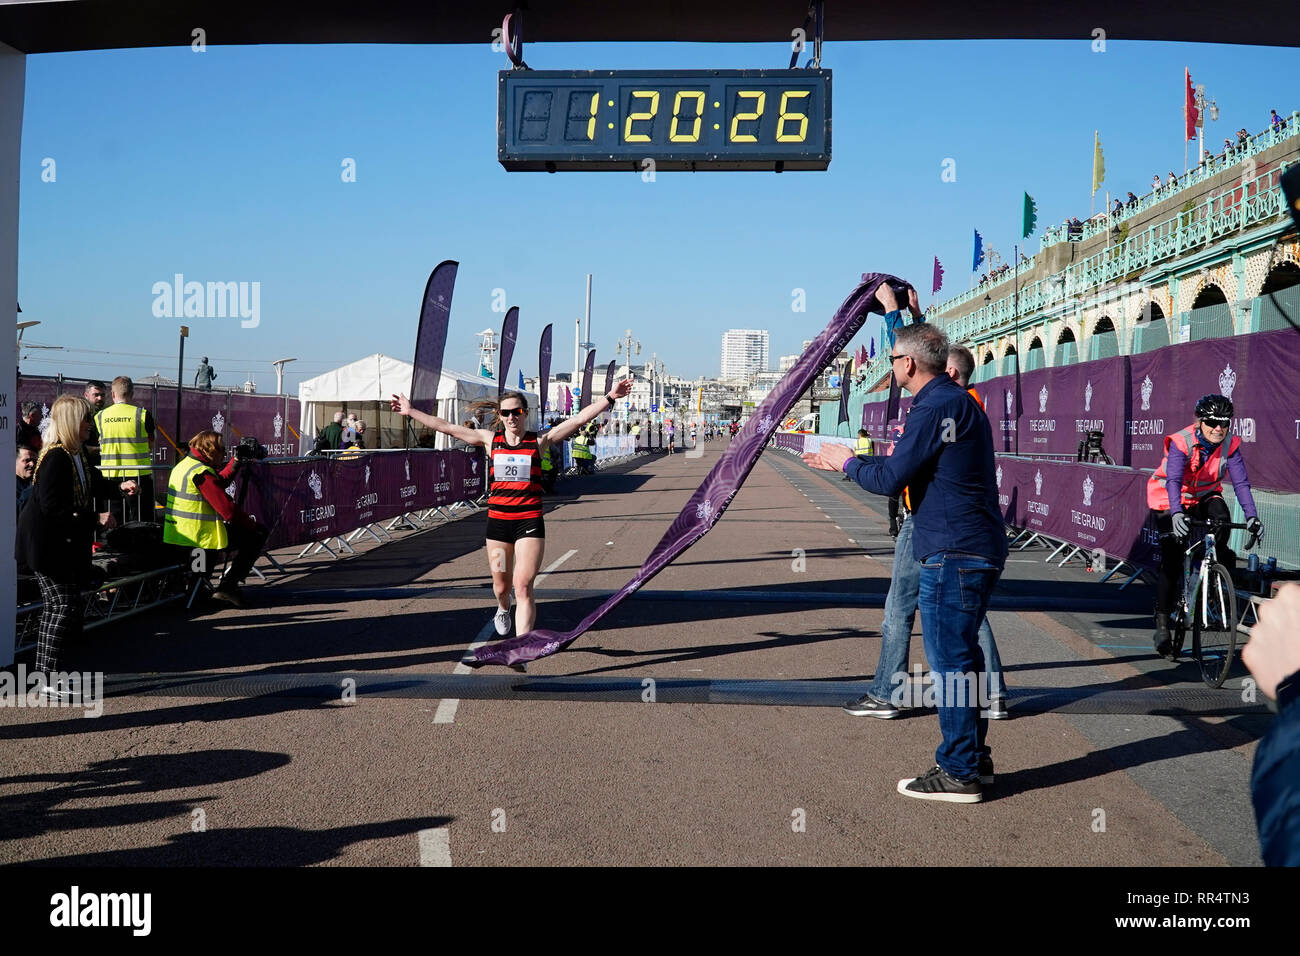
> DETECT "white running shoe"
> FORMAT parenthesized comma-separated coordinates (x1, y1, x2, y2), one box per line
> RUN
(493, 607, 512, 636)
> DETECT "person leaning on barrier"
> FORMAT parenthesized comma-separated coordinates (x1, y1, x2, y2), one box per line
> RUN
(16, 396, 138, 695)
(1146, 393, 1262, 660)
(95, 375, 156, 519)
(804, 319, 1007, 803)
(163, 429, 268, 609)
(1242, 582, 1300, 866)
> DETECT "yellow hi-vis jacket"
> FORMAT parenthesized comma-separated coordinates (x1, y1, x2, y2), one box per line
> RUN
(163, 455, 228, 550)
(95, 402, 151, 477)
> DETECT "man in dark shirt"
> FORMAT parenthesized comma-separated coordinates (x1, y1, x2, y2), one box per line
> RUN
(805, 321, 1007, 803)
(16, 402, 42, 451)
(15, 443, 35, 518)
(82, 380, 106, 464)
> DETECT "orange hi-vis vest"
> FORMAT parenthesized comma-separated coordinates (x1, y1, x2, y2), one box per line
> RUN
(1146, 423, 1241, 511)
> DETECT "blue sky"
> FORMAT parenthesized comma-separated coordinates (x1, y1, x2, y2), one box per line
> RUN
(16, 37, 1297, 391)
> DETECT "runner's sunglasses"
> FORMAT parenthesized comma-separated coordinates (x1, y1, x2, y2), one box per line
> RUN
(500, 408, 526, 417)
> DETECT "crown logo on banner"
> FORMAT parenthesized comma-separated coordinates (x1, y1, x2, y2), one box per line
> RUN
(439, 458, 446, 478)
(273, 412, 283, 438)
(211, 411, 225, 433)
(1039, 384, 1049, 413)
(1034, 469, 1043, 496)
(1084, 380, 1093, 412)
(404, 459, 411, 482)
(1005, 390, 1014, 415)
(308, 470, 323, 500)
(364, 464, 371, 486)
(1219, 363, 1238, 399)
(471, 459, 478, 474)
(759, 414, 773, 432)
(1083, 474, 1095, 506)
(996, 464, 1003, 487)
(696, 499, 715, 523)
(1141, 375, 1154, 411)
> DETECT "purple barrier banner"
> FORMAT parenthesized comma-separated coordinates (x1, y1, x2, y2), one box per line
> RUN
(236, 449, 484, 550)
(969, 328, 1299, 491)
(994, 457, 1161, 570)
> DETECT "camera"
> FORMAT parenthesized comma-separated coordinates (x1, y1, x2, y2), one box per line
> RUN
(234, 436, 268, 462)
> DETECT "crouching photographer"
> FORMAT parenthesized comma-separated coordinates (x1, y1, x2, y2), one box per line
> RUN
(163, 429, 268, 609)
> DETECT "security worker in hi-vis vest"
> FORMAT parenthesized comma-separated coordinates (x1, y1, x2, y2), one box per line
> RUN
(163, 429, 268, 609)
(844, 428, 874, 481)
(94, 376, 156, 521)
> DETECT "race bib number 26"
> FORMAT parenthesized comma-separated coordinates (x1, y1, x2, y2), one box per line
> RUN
(494, 453, 531, 481)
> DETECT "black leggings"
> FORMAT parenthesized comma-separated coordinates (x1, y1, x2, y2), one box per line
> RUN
(1154, 495, 1233, 615)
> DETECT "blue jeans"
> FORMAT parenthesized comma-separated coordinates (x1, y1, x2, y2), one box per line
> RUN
(869, 516, 1005, 704)
(918, 552, 1003, 780)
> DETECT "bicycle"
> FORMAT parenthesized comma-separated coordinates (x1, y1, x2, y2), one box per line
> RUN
(1161, 517, 1260, 688)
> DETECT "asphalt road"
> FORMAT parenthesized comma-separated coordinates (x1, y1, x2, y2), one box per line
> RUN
(0, 439, 1273, 866)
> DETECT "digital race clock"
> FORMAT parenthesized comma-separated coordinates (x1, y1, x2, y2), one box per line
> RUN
(498, 69, 831, 172)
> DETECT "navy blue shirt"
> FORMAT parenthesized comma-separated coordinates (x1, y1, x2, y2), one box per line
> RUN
(844, 375, 1007, 565)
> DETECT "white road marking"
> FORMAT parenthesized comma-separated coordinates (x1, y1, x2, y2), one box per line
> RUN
(434, 549, 580, 725)
(418, 826, 452, 867)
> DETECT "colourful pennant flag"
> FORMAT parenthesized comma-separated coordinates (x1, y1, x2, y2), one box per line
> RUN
(932, 256, 944, 295)
(1022, 192, 1038, 239)
(1184, 67, 1199, 141)
(972, 230, 985, 271)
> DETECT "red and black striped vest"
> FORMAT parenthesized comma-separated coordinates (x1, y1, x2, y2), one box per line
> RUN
(488, 431, 543, 520)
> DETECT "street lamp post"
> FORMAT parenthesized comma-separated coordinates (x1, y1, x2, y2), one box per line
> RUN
(1194, 84, 1219, 166)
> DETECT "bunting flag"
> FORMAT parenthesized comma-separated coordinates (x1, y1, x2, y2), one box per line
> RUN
(517, 369, 525, 390)
(837, 359, 851, 427)
(1022, 192, 1038, 239)
(497, 306, 519, 398)
(603, 360, 616, 405)
(410, 260, 458, 412)
(538, 324, 553, 421)
(972, 230, 985, 272)
(1184, 67, 1199, 141)
(1092, 130, 1105, 196)
(932, 256, 944, 295)
(579, 350, 596, 410)
(474, 272, 914, 667)
(856, 344, 868, 367)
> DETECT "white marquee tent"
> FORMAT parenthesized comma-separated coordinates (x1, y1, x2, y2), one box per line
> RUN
(297, 353, 540, 452)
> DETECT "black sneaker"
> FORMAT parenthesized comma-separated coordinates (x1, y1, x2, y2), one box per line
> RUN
(978, 755, 994, 785)
(897, 765, 983, 803)
(842, 693, 899, 719)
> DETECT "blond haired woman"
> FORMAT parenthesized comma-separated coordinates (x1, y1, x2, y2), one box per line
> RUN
(16, 395, 137, 694)
(391, 381, 632, 639)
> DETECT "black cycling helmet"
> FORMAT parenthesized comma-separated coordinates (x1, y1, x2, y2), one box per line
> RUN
(1195, 394, 1233, 421)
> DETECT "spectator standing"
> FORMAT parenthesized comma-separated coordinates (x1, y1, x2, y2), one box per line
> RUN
(1152, 173, 1162, 192)
(82, 380, 106, 465)
(804, 315, 1007, 802)
(15, 444, 35, 518)
(1270, 109, 1283, 132)
(1168, 171, 1178, 189)
(16, 396, 137, 692)
(16, 401, 42, 451)
(318, 411, 345, 451)
(94, 376, 156, 521)
(352, 420, 366, 449)
(194, 357, 217, 391)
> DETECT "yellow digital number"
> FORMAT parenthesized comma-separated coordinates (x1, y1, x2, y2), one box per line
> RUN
(729, 90, 766, 143)
(669, 91, 705, 143)
(624, 90, 660, 143)
(776, 90, 810, 143)
(586, 91, 598, 140)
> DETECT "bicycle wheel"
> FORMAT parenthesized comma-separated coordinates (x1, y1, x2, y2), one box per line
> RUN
(1193, 563, 1238, 688)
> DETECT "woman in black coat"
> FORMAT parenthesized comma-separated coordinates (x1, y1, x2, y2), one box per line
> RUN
(17, 395, 137, 688)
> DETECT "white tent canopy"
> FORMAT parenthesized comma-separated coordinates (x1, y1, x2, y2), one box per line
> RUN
(297, 353, 540, 452)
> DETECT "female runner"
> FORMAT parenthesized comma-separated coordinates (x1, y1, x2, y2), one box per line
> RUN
(391, 380, 633, 637)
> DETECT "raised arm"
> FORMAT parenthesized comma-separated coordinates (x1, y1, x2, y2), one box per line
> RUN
(389, 393, 489, 447)
(543, 378, 633, 446)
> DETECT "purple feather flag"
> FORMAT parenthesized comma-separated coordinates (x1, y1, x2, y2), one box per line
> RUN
(497, 307, 519, 399)
(932, 256, 944, 295)
(538, 323, 553, 417)
(473, 272, 904, 667)
(838, 359, 851, 427)
(564, 386, 572, 414)
(603, 360, 616, 404)
(410, 260, 458, 412)
(579, 350, 596, 410)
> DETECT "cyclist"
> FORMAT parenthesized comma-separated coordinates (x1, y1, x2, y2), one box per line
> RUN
(391, 380, 633, 639)
(1146, 393, 1263, 660)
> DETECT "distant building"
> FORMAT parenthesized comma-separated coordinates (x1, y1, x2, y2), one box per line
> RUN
(778, 354, 799, 373)
(720, 329, 770, 381)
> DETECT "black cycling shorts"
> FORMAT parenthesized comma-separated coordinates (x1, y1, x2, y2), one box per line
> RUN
(485, 516, 546, 544)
